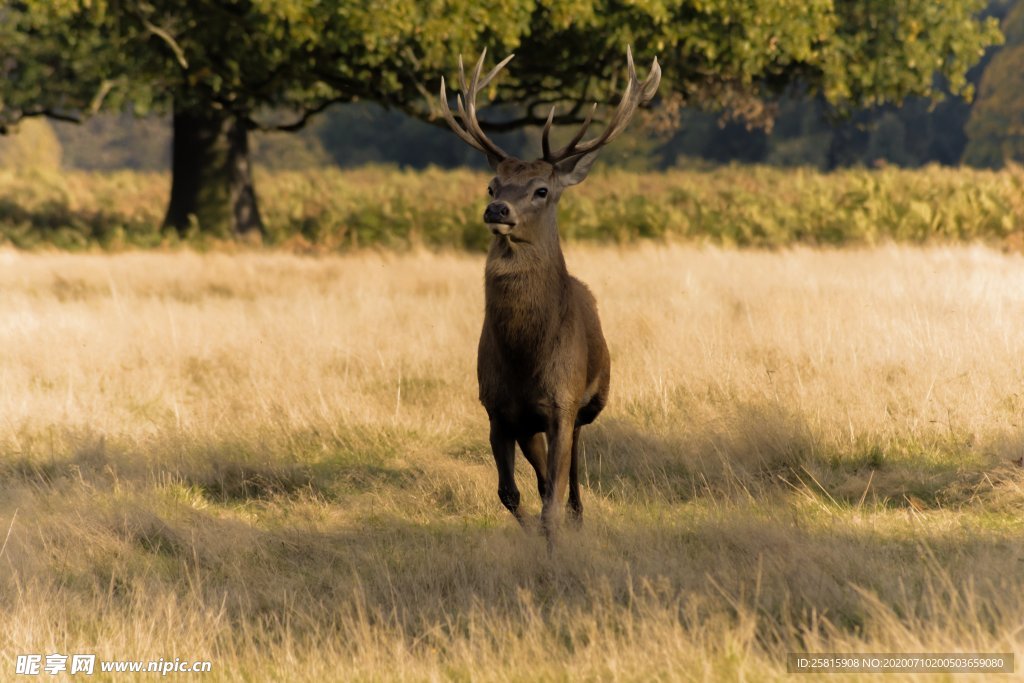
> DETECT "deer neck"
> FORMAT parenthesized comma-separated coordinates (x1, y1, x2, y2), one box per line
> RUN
(483, 218, 569, 349)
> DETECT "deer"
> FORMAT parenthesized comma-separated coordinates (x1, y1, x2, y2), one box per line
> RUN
(438, 48, 661, 544)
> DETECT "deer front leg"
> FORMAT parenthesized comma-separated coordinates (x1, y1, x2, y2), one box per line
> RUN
(489, 419, 523, 525)
(541, 409, 575, 544)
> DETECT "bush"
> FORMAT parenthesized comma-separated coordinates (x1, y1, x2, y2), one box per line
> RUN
(1, 164, 1023, 251)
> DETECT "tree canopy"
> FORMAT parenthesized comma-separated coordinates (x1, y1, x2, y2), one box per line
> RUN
(964, 0, 1024, 166)
(0, 0, 1003, 234)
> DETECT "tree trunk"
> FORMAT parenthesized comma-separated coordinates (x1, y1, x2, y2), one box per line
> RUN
(164, 103, 263, 237)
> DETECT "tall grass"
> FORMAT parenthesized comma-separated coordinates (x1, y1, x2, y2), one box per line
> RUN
(2, 164, 1024, 250)
(2, 245, 1024, 679)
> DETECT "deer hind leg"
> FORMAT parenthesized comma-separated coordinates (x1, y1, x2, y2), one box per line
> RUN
(489, 420, 523, 525)
(516, 432, 548, 500)
(567, 426, 583, 528)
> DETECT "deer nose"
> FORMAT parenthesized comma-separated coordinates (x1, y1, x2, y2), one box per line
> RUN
(484, 201, 512, 224)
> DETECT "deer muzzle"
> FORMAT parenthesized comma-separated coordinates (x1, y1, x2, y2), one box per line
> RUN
(484, 201, 515, 235)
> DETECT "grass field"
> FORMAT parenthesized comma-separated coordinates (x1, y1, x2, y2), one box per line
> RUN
(2, 243, 1024, 680)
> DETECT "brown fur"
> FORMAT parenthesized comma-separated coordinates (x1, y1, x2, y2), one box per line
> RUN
(478, 158, 610, 541)
(437, 48, 659, 543)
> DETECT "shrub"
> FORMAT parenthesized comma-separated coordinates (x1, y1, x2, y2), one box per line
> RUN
(1, 164, 1023, 251)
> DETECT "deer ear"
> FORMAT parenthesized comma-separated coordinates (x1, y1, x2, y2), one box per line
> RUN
(555, 149, 601, 187)
(485, 152, 503, 171)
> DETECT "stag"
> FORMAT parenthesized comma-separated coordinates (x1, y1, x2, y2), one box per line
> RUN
(439, 48, 661, 542)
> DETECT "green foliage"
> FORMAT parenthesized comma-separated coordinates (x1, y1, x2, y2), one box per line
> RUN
(1, 0, 1003, 133)
(2, 165, 1023, 251)
(824, 0, 999, 107)
(0, 0, 533, 129)
(964, 1, 1024, 167)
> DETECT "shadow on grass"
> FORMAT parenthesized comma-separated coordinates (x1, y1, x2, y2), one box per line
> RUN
(5, 418, 1024, 658)
(14, 498, 1022, 653)
(5, 395, 1022, 524)
(6, 399, 1016, 517)
(579, 403, 1019, 512)
(0, 432, 420, 505)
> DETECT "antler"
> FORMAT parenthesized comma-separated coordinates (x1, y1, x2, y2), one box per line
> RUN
(439, 48, 514, 163)
(542, 46, 661, 164)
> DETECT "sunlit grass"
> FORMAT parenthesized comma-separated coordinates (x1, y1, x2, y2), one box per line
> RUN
(2, 244, 1024, 680)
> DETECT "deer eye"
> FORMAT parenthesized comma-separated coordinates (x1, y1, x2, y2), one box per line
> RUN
(487, 186, 494, 197)
(534, 187, 548, 199)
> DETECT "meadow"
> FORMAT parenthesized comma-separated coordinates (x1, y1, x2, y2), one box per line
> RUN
(2, 242, 1024, 680)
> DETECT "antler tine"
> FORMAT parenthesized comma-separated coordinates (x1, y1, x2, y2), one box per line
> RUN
(439, 76, 486, 153)
(550, 103, 597, 160)
(457, 53, 470, 102)
(480, 53, 516, 90)
(468, 49, 487, 99)
(541, 105, 555, 160)
(640, 56, 661, 101)
(567, 71, 637, 154)
(463, 51, 487, 139)
(544, 46, 661, 163)
(456, 92, 470, 127)
(440, 48, 511, 162)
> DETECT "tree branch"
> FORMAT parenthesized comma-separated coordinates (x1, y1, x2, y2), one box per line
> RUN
(88, 79, 117, 115)
(0, 107, 83, 135)
(142, 19, 189, 70)
(247, 97, 349, 132)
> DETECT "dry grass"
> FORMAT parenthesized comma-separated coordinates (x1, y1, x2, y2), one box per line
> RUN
(2, 244, 1024, 680)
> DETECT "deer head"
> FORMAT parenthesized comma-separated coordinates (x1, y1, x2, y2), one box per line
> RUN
(439, 48, 661, 241)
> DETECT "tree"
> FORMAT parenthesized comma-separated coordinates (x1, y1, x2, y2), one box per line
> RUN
(1, 1, 1001, 236)
(3, 0, 529, 235)
(964, 0, 1024, 167)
